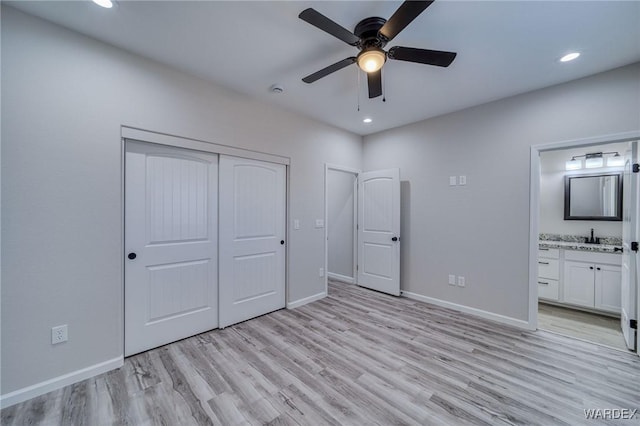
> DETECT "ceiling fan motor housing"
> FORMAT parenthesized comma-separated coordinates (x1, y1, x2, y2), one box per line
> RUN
(354, 17, 388, 50)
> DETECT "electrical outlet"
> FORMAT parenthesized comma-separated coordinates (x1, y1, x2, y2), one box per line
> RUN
(52, 325, 68, 345)
(457, 276, 466, 287)
(319, 267, 325, 277)
(449, 176, 457, 186)
(459, 175, 467, 185)
(448, 274, 456, 286)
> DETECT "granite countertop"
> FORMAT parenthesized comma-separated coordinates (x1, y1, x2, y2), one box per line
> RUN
(538, 240, 623, 253)
(538, 233, 623, 253)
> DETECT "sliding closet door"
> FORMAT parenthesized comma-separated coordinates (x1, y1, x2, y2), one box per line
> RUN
(219, 156, 286, 328)
(125, 141, 218, 356)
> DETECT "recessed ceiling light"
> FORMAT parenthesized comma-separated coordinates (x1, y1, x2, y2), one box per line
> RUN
(363, 118, 372, 123)
(560, 52, 580, 62)
(92, 0, 113, 8)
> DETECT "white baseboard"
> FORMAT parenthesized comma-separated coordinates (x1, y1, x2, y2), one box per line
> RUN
(287, 291, 326, 309)
(0, 356, 124, 409)
(327, 272, 355, 284)
(401, 291, 533, 331)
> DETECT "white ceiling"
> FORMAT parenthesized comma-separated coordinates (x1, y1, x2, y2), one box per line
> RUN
(8, 1, 640, 135)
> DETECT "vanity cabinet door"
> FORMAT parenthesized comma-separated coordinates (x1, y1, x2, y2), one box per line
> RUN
(594, 264, 622, 313)
(563, 261, 595, 308)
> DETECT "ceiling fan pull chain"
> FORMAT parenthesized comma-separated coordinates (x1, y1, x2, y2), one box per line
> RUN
(357, 68, 361, 111)
(382, 68, 386, 102)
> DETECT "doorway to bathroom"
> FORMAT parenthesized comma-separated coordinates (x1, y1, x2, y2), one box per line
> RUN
(531, 133, 639, 353)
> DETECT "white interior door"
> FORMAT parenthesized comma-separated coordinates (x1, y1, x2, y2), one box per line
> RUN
(125, 141, 218, 356)
(357, 168, 401, 296)
(621, 141, 638, 351)
(219, 156, 286, 328)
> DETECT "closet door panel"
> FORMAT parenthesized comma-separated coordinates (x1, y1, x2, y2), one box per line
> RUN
(219, 156, 286, 328)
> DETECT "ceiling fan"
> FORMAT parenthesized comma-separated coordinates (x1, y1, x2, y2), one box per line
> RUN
(299, 1, 457, 99)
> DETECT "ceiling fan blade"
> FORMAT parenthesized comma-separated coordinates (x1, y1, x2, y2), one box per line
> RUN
(388, 46, 456, 67)
(367, 70, 382, 99)
(302, 57, 357, 83)
(299, 8, 360, 46)
(379, 1, 434, 42)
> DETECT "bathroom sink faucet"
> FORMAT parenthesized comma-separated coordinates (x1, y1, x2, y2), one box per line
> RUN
(585, 228, 600, 244)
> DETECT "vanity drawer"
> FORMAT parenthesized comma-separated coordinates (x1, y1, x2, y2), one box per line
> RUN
(538, 247, 559, 259)
(538, 258, 559, 279)
(538, 278, 559, 301)
(564, 249, 621, 265)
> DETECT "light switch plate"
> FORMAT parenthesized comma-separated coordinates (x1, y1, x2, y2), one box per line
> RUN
(449, 176, 457, 186)
(459, 175, 467, 185)
(457, 276, 466, 287)
(448, 275, 456, 286)
(315, 219, 324, 228)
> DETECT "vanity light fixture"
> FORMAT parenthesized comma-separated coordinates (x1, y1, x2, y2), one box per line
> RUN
(565, 151, 622, 170)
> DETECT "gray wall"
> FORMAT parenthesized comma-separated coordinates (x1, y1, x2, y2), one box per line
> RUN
(1, 7, 362, 395)
(539, 142, 627, 238)
(363, 63, 640, 321)
(327, 169, 356, 279)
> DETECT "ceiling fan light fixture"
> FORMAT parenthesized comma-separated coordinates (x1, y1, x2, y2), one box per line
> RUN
(357, 48, 386, 73)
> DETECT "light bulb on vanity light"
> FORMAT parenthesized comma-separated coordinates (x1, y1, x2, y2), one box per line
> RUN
(606, 153, 624, 167)
(584, 153, 604, 169)
(565, 158, 582, 170)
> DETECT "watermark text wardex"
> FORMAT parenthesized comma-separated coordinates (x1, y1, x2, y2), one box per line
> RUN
(584, 409, 638, 420)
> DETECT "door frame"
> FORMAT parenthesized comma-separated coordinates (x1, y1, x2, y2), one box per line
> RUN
(529, 130, 640, 355)
(324, 164, 360, 295)
(121, 126, 290, 353)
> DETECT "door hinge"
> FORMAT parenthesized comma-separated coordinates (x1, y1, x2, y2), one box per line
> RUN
(631, 319, 638, 330)
(356, 264, 359, 271)
(633, 163, 639, 173)
(632, 241, 639, 252)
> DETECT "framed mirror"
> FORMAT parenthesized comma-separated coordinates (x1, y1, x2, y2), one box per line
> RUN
(564, 172, 622, 221)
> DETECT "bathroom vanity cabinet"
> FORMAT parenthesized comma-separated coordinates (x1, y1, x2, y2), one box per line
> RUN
(538, 246, 621, 315)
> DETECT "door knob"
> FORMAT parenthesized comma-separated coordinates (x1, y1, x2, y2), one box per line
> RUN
(391, 236, 398, 242)
(128, 253, 137, 260)
(280, 240, 285, 245)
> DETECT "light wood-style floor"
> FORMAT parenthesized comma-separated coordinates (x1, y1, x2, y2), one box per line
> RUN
(538, 302, 629, 351)
(3, 282, 639, 425)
